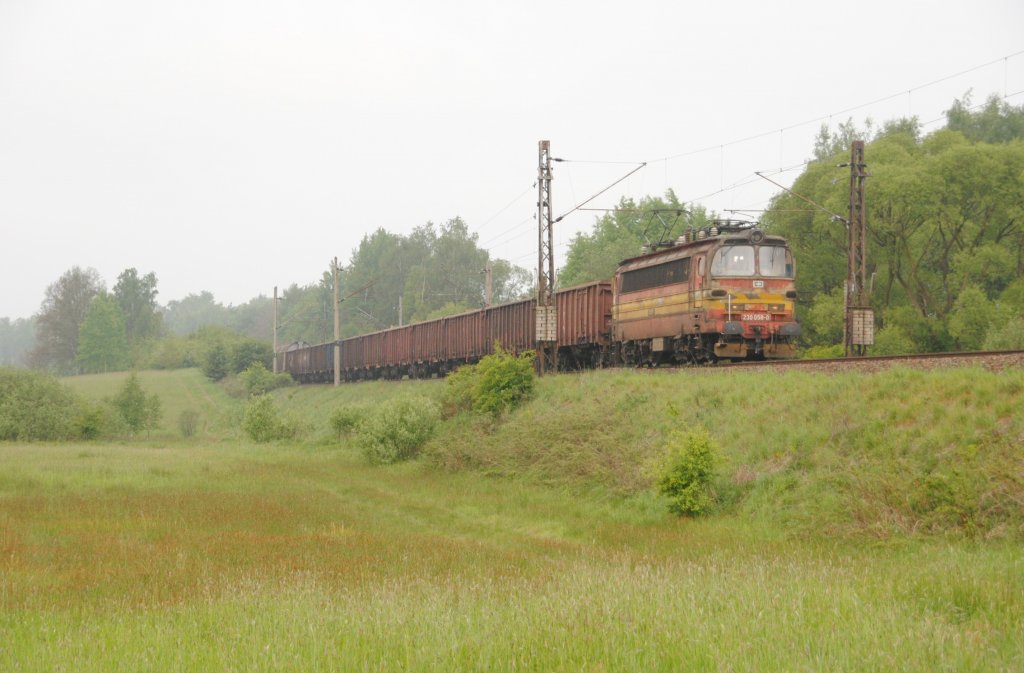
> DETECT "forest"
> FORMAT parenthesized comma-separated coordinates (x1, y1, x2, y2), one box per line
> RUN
(2, 93, 1022, 373)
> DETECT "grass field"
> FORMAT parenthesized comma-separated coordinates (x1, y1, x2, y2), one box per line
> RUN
(2, 367, 1022, 671)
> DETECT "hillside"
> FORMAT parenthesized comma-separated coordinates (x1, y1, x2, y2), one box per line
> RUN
(59, 364, 1024, 540)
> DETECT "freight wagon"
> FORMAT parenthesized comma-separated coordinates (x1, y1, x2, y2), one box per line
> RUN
(280, 281, 612, 383)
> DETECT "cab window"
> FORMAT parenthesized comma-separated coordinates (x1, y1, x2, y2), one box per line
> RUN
(759, 246, 794, 277)
(710, 246, 755, 277)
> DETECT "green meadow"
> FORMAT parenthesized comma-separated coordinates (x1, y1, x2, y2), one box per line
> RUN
(1, 366, 1022, 671)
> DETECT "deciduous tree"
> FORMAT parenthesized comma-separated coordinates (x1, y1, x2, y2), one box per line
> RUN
(30, 267, 104, 373)
(113, 268, 162, 344)
(77, 293, 131, 373)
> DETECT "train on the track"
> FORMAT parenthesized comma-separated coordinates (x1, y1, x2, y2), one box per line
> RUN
(277, 221, 800, 382)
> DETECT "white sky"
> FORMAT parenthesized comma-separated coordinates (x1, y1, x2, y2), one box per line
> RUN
(1, 0, 1022, 320)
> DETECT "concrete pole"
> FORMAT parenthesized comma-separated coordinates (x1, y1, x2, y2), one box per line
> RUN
(484, 264, 493, 307)
(273, 285, 279, 373)
(333, 258, 340, 387)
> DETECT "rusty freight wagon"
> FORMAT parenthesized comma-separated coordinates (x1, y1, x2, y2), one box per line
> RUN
(279, 280, 614, 382)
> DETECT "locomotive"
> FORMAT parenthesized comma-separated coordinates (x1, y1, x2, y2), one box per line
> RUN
(612, 220, 798, 365)
(278, 221, 799, 382)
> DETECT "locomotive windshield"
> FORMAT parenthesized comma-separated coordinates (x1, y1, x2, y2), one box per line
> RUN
(759, 245, 794, 277)
(710, 244, 793, 278)
(710, 245, 755, 276)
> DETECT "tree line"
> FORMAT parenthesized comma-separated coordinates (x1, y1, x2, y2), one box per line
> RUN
(763, 93, 1024, 354)
(2, 216, 532, 374)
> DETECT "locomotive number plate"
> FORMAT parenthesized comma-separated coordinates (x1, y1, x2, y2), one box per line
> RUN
(742, 313, 771, 321)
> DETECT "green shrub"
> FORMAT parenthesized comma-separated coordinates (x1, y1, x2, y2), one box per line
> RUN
(872, 325, 916, 356)
(330, 406, 366, 439)
(656, 428, 717, 516)
(242, 394, 294, 442)
(178, 409, 201, 438)
(801, 344, 843, 360)
(72, 400, 120, 440)
(202, 342, 231, 381)
(443, 344, 535, 417)
(230, 338, 273, 374)
(443, 363, 478, 416)
(147, 335, 199, 370)
(236, 362, 293, 397)
(359, 396, 440, 464)
(0, 367, 78, 441)
(111, 373, 163, 436)
(983, 317, 1024, 350)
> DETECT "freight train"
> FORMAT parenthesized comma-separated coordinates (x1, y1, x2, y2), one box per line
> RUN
(278, 221, 799, 382)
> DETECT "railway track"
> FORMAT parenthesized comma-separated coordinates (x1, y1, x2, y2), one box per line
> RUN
(712, 349, 1024, 374)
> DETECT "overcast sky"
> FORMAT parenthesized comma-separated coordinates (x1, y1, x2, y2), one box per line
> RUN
(1, 0, 1022, 321)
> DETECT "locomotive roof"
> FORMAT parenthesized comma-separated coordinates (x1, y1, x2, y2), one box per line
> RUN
(617, 226, 787, 268)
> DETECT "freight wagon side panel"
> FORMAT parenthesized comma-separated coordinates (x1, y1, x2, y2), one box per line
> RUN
(555, 281, 612, 348)
(412, 320, 443, 363)
(485, 298, 534, 355)
(391, 325, 409, 366)
(443, 311, 485, 363)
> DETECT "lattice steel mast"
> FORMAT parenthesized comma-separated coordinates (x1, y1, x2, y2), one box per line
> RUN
(844, 140, 873, 356)
(536, 140, 557, 373)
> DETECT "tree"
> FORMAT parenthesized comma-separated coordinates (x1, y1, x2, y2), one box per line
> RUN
(30, 267, 104, 373)
(163, 291, 231, 335)
(112, 268, 162, 345)
(111, 373, 162, 436)
(946, 92, 1024, 144)
(278, 278, 334, 345)
(230, 295, 274, 340)
(559, 191, 710, 288)
(490, 259, 533, 303)
(0, 317, 36, 366)
(948, 285, 995, 350)
(77, 293, 131, 373)
(763, 105, 1024, 352)
(811, 118, 874, 162)
(202, 340, 230, 381)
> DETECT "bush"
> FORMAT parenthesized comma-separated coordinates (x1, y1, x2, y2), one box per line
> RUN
(330, 406, 366, 439)
(801, 343, 843, 360)
(178, 409, 201, 438)
(443, 344, 535, 417)
(111, 373, 163, 436)
(148, 335, 200, 370)
(73, 401, 120, 440)
(231, 338, 273, 374)
(656, 428, 717, 516)
(359, 396, 440, 464)
(983, 317, 1024, 350)
(0, 367, 78, 441)
(236, 362, 293, 397)
(872, 325, 916, 356)
(202, 341, 231, 381)
(242, 394, 294, 442)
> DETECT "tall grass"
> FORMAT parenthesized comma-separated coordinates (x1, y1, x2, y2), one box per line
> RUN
(3, 361, 1024, 670)
(2, 439, 1022, 672)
